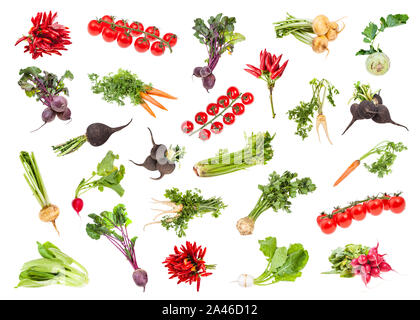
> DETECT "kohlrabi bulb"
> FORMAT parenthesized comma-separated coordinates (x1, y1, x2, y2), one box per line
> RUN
(366, 52, 390, 76)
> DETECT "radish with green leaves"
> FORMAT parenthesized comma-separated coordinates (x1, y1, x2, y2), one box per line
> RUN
(73, 151, 125, 215)
(52, 119, 132, 156)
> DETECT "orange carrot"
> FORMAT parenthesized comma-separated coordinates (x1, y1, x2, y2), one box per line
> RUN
(145, 87, 177, 100)
(140, 92, 168, 111)
(141, 101, 156, 118)
(333, 160, 360, 187)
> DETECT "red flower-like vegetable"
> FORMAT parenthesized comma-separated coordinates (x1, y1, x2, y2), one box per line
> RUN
(163, 241, 215, 292)
(16, 11, 71, 59)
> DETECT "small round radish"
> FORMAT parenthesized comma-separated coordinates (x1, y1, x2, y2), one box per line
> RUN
(370, 267, 381, 278)
(351, 259, 360, 268)
(237, 274, 254, 288)
(72, 198, 84, 215)
(358, 254, 368, 265)
(379, 262, 393, 273)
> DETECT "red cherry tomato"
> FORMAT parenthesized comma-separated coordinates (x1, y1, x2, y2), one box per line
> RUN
(150, 41, 165, 56)
(320, 218, 337, 235)
(351, 204, 367, 221)
(102, 28, 118, 42)
(195, 112, 208, 125)
(199, 129, 211, 141)
(382, 194, 391, 210)
(130, 22, 144, 37)
(114, 20, 128, 33)
(389, 196, 405, 214)
(335, 209, 353, 228)
(366, 199, 384, 216)
(100, 15, 114, 29)
(227, 86, 240, 99)
(145, 26, 160, 40)
(134, 37, 150, 53)
(241, 92, 254, 105)
(232, 103, 245, 115)
(211, 122, 224, 134)
(217, 95, 230, 108)
(206, 103, 219, 116)
(163, 33, 177, 47)
(317, 214, 327, 227)
(117, 32, 133, 48)
(87, 20, 103, 36)
(223, 113, 236, 125)
(181, 121, 194, 134)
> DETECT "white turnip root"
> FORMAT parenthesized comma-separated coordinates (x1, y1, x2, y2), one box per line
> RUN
(236, 274, 254, 288)
(312, 36, 329, 54)
(312, 15, 330, 35)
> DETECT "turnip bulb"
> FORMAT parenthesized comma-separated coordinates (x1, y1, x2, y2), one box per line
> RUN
(50, 95, 68, 113)
(132, 268, 148, 291)
(366, 52, 390, 76)
(236, 274, 254, 288)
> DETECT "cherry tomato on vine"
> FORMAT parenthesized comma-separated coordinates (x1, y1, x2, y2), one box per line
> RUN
(199, 129, 211, 141)
(87, 20, 103, 36)
(100, 15, 113, 29)
(232, 103, 245, 115)
(335, 209, 353, 228)
(366, 199, 384, 216)
(382, 194, 391, 210)
(206, 103, 219, 116)
(145, 26, 160, 40)
(130, 22, 144, 37)
(102, 28, 118, 42)
(227, 86, 240, 99)
(163, 33, 177, 47)
(134, 37, 150, 53)
(241, 92, 254, 105)
(117, 33, 133, 48)
(217, 95, 230, 108)
(223, 113, 236, 125)
(389, 196, 405, 214)
(195, 112, 208, 125)
(320, 218, 337, 235)
(151, 41, 165, 56)
(351, 204, 367, 221)
(317, 214, 327, 227)
(115, 20, 128, 33)
(181, 121, 194, 134)
(211, 122, 224, 134)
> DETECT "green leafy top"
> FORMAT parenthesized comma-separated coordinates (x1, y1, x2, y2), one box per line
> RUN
(360, 141, 407, 178)
(193, 13, 245, 59)
(16, 242, 88, 288)
(288, 78, 339, 140)
(323, 244, 369, 278)
(254, 237, 309, 285)
(160, 188, 227, 237)
(349, 81, 379, 103)
(75, 151, 125, 198)
(18, 66, 73, 101)
(86, 204, 139, 270)
(88, 69, 151, 106)
(356, 14, 409, 56)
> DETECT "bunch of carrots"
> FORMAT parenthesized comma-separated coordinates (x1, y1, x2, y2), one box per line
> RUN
(140, 86, 177, 118)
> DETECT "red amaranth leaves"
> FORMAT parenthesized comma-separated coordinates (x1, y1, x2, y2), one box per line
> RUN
(16, 11, 71, 59)
(163, 241, 214, 292)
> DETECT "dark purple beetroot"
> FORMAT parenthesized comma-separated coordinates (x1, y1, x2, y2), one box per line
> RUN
(132, 268, 148, 292)
(50, 96, 68, 113)
(57, 108, 71, 121)
(200, 66, 212, 78)
(202, 73, 216, 92)
(193, 67, 203, 78)
(86, 119, 132, 147)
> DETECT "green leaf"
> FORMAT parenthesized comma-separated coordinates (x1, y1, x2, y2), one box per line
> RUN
(258, 237, 277, 259)
(97, 151, 119, 176)
(362, 22, 378, 42)
(274, 245, 309, 282)
(270, 247, 288, 272)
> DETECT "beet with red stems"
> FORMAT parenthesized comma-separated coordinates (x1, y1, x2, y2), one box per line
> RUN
(132, 268, 148, 291)
(193, 67, 203, 78)
(50, 96, 68, 113)
(202, 73, 216, 92)
(372, 104, 408, 130)
(32, 108, 56, 132)
(200, 66, 212, 78)
(57, 108, 71, 121)
(52, 119, 132, 156)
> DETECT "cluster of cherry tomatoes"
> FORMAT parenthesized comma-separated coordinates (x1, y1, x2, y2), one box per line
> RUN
(317, 194, 406, 235)
(87, 15, 177, 56)
(181, 87, 254, 141)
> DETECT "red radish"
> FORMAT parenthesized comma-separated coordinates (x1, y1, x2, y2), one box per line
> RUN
(379, 262, 393, 273)
(358, 255, 368, 265)
(72, 198, 84, 215)
(370, 267, 381, 278)
(361, 269, 371, 285)
(364, 264, 371, 274)
(351, 259, 360, 267)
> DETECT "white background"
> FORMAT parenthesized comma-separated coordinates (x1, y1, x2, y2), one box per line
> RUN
(1, 0, 419, 300)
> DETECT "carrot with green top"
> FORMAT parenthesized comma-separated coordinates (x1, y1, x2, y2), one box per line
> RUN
(145, 87, 177, 100)
(140, 92, 168, 111)
(334, 141, 407, 187)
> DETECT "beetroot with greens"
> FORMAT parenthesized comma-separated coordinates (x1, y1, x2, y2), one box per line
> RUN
(18, 66, 73, 131)
(192, 13, 245, 91)
(86, 204, 148, 291)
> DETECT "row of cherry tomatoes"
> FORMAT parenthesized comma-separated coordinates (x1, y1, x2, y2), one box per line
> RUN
(181, 87, 254, 141)
(87, 15, 177, 56)
(317, 194, 406, 235)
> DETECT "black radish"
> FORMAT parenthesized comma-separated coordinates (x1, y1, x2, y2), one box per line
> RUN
(372, 105, 408, 130)
(130, 156, 158, 171)
(52, 119, 132, 156)
(148, 127, 167, 160)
